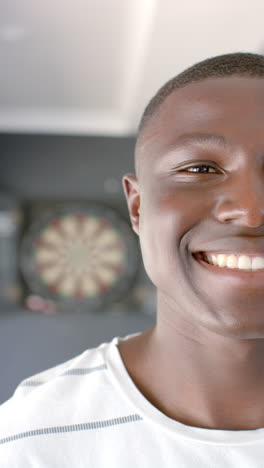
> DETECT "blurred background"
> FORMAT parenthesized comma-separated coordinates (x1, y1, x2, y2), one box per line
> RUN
(0, 0, 264, 403)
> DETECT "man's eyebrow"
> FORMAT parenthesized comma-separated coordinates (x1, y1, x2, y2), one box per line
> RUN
(155, 133, 233, 170)
(172, 133, 231, 149)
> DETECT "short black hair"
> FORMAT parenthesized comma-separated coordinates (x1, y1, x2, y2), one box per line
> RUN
(137, 52, 264, 139)
(134, 52, 264, 176)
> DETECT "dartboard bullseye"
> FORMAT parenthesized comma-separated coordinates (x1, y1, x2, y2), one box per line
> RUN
(20, 204, 139, 312)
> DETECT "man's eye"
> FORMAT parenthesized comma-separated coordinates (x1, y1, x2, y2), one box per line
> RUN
(181, 164, 217, 174)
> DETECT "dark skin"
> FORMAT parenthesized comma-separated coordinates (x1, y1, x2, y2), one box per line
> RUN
(119, 76, 264, 431)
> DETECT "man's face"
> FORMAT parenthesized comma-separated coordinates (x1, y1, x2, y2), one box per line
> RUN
(123, 76, 264, 339)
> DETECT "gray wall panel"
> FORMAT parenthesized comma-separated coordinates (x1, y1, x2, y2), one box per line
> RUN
(0, 134, 156, 404)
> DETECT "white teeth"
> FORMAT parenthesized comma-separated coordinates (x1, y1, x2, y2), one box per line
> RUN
(237, 255, 251, 270)
(203, 253, 264, 271)
(252, 257, 264, 270)
(217, 254, 226, 267)
(226, 255, 237, 269)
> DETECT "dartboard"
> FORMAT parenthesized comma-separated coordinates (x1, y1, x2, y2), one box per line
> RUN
(19, 203, 139, 311)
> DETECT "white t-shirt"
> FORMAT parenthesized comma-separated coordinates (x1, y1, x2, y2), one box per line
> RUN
(1, 332, 264, 467)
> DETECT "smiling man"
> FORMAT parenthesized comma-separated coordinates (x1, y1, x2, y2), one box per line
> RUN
(2, 52, 264, 466)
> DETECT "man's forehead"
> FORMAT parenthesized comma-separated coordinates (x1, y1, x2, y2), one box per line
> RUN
(135, 76, 264, 176)
(139, 76, 264, 145)
(160, 75, 264, 114)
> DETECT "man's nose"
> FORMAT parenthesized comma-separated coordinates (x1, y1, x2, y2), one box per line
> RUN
(213, 173, 264, 228)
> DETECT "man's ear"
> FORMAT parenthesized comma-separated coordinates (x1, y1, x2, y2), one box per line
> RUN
(122, 173, 140, 236)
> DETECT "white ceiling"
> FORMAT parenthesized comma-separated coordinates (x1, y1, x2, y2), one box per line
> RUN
(1, 0, 264, 136)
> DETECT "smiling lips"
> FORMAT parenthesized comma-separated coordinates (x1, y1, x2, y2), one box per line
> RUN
(196, 252, 264, 271)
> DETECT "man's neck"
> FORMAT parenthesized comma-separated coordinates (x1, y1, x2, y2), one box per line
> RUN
(118, 318, 264, 431)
